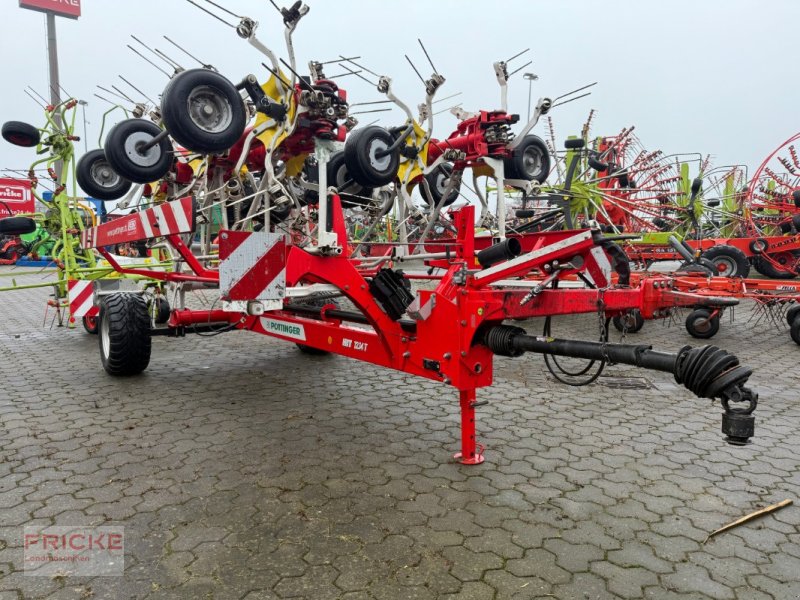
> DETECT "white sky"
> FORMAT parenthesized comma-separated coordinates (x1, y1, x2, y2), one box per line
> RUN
(1, 0, 798, 192)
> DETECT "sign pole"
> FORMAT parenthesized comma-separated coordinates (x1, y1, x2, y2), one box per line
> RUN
(20, 0, 83, 177)
(46, 10, 62, 178)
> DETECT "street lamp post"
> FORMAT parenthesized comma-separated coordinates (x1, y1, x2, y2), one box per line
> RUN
(523, 72, 538, 122)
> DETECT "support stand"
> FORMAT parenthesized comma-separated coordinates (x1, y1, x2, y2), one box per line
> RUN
(454, 389, 485, 465)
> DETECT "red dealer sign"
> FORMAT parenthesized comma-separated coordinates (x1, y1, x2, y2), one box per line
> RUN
(0, 179, 35, 217)
(19, 0, 80, 19)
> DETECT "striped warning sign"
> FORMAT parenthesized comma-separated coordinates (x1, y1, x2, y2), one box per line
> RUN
(68, 280, 98, 318)
(219, 231, 286, 312)
(81, 196, 195, 249)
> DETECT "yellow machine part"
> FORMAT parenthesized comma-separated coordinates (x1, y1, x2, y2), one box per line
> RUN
(398, 120, 429, 190)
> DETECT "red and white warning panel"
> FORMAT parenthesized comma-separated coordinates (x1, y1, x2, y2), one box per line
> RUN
(219, 230, 286, 313)
(67, 280, 97, 319)
(81, 197, 195, 249)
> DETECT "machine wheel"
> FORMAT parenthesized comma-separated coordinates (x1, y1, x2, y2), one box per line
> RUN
(82, 315, 98, 334)
(327, 151, 373, 206)
(701, 245, 750, 278)
(98, 293, 151, 376)
(685, 308, 720, 339)
(423, 162, 460, 206)
(162, 69, 246, 154)
(76, 149, 132, 200)
(749, 238, 768, 254)
(752, 252, 799, 279)
(786, 304, 800, 326)
(2, 121, 40, 147)
(343, 126, 400, 187)
(104, 119, 172, 184)
(0, 217, 36, 236)
(152, 297, 171, 325)
(679, 257, 719, 276)
(611, 310, 644, 333)
(504, 135, 550, 183)
(791, 315, 800, 345)
(588, 155, 609, 172)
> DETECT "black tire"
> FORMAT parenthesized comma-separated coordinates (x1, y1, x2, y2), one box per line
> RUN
(563, 138, 585, 149)
(793, 214, 800, 232)
(98, 293, 151, 376)
(504, 135, 550, 183)
(2, 121, 40, 147)
(161, 69, 247, 154)
(588, 156, 609, 172)
(612, 309, 644, 333)
(793, 190, 800, 208)
(701, 245, 750, 278)
(104, 119, 172, 184)
(786, 304, 800, 326)
(685, 308, 720, 339)
(76, 149, 132, 201)
(0, 217, 36, 235)
(780, 221, 792, 234)
(679, 257, 719, 276)
(752, 253, 799, 279)
(791, 315, 800, 345)
(343, 126, 400, 187)
(153, 297, 171, 325)
(422, 163, 460, 207)
(82, 315, 98, 334)
(327, 151, 373, 206)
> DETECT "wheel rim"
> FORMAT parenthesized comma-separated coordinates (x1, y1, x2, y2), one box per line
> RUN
(521, 145, 544, 178)
(124, 131, 163, 167)
(772, 252, 796, 270)
(692, 316, 712, 334)
(9, 133, 36, 146)
(367, 138, 391, 172)
(435, 172, 449, 195)
(334, 164, 357, 193)
(187, 85, 233, 134)
(101, 314, 111, 359)
(90, 158, 122, 189)
(711, 255, 737, 275)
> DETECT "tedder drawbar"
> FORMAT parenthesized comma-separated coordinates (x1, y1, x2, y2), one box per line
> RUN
(81, 189, 759, 464)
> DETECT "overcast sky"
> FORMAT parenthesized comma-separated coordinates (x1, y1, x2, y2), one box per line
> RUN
(1, 0, 798, 193)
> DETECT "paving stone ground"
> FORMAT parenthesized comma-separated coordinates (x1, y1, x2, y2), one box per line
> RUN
(0, 266, 798, 599)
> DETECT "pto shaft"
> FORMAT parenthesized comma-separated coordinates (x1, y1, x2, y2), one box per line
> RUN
(481, 325, 758, 445)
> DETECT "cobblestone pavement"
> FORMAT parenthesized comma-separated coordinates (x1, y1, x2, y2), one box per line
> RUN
(0, 266, 799, 599)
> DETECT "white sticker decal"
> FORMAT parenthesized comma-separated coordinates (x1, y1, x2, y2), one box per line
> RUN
(261, 318, 306, 341)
